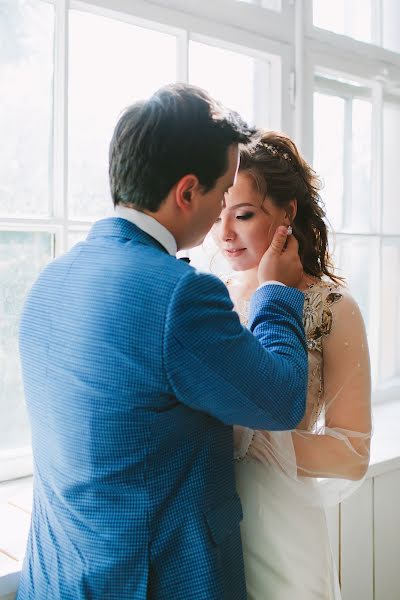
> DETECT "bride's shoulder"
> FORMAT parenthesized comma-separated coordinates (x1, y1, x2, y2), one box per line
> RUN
(305, 280, 355, 310)
(316, 282, 362, 317)
(303, 280, 365, 346)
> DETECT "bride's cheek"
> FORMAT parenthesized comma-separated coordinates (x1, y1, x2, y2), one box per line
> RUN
(261, 223, 275, 249)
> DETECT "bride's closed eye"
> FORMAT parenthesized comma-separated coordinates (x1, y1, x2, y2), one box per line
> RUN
(236, 212, 254, 220)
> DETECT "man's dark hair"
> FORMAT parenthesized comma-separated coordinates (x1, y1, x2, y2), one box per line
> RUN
(109, 83, 254, 211)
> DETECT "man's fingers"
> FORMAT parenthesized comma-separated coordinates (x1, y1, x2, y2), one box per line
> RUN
(268, 226, 288, 255)
(285, 233, 299, 254)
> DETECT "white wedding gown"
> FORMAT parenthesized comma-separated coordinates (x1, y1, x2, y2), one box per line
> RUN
(235, 459, 339, 599)
(231, 281, 371, 600)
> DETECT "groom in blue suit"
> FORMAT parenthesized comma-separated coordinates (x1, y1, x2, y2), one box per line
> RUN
(18, 83, 307, 599)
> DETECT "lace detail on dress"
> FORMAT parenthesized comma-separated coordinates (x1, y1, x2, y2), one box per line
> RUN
(301, 282, 343, 429)
(304, 283, 343, 353)
(224, 277, 250, 326)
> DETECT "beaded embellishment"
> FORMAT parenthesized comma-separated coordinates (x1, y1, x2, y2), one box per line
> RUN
(304, 285, 343, 353)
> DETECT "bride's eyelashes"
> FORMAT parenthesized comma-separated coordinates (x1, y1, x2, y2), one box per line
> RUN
(236, 212, 254, 220)
(214, 211, 255, 224)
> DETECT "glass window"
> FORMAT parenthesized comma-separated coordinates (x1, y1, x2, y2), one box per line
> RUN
(314, 0, 400, 53)
(189, 40, 270, 126)
(314, 88, 372, 233)
(0, 231, 54, 451)
(68, 10, 178, 221)
(331, 235, 379, 385)
(0, 0, 54, 218)
(348, 99, 372, 231)
(382, 0, 400, 53)
(68, 230, 88, 250)
(380, 239, 400, 389)
(313, 92, 345, 231)
(383, 102, 400, 234)
(313, 0, 372, 43)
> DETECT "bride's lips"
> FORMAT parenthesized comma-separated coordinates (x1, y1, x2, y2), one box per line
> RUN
(224, 248, 246, 258)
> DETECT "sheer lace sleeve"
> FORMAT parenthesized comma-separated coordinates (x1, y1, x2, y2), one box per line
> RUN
(236, 286, 372, 507)
(233, 426, 255, 460)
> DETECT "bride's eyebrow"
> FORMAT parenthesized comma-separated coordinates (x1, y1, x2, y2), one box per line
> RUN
(228, 202, 257, 210)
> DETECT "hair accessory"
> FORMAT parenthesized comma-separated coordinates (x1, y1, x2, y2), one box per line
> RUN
(260, 142, 292, 163)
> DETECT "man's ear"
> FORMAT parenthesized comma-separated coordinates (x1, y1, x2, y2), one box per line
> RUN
(175, 174, 199, 212)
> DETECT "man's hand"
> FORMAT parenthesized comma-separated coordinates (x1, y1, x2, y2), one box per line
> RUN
(258, 226, 303, 288)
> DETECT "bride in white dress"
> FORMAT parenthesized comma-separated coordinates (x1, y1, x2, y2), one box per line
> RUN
(212, 132, 372, 600)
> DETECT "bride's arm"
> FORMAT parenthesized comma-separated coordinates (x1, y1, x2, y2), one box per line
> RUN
(241, 291, 372, 481)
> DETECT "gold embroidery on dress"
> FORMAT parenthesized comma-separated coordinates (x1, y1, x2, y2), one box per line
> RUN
(304, 286, 342, 353)
(302, 282, 343, 429)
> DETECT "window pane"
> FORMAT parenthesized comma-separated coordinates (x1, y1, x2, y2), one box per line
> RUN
(382, 0, 400, 53)
(189, 41, 264, 126)
(348, 99, 372, 231)
(314, 91, 372, 233)
(313, 93, 345, 230)
(383, 102, 400, 234)
(313, 0, 372, 43)
(0, 232, 53, 451)
(68, 230, 88, 250)
(0, 0, 54, 217)
(379, 239, 400, 388)
(332, 235, 379, 386)
(68, 11, 178, 221)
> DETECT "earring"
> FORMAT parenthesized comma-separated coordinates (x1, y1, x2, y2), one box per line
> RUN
(287, 225, 293, 236)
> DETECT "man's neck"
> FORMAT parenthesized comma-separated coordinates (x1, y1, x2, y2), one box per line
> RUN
(114, 205, 178, 255)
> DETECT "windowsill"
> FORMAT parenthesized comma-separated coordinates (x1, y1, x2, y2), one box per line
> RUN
(1, 400, 400, 598)
(0, 477, 32, 598)
(366, 400, 400, 478)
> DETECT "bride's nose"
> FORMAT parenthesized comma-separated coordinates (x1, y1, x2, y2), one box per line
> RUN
(219, 218, 236, 242)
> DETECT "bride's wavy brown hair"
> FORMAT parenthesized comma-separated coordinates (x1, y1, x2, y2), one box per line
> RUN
(239, 131, 344, 284)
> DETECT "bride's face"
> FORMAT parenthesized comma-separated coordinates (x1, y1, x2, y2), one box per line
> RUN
(212, 171, 287, 272)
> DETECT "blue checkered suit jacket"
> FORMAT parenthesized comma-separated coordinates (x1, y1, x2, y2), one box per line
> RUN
(18, 217, 307, 599)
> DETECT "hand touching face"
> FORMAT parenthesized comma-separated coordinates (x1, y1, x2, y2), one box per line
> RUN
(212, 171, 288, 272)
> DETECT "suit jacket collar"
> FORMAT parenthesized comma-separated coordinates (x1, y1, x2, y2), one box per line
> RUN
(114, 206, 177, 256)
(87, 218, 170, 255)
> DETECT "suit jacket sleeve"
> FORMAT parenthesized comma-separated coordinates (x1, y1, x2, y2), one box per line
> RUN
(164, 269, 308, 430)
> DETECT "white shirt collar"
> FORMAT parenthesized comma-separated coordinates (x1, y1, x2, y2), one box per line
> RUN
(114, 205, 177, 256)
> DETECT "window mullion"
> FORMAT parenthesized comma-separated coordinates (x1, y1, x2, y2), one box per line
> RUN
(371, 82, 384, 234)
(293, 0, 305, 147)
(343, 97, 352, 231)
(53, 0, 69, 257)
(253, 58, 271, 127)
(372, 80, 384, 387)
(177, 29, 189, 83)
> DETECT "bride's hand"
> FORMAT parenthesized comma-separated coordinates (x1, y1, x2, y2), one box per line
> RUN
(257, 226, 303, 288)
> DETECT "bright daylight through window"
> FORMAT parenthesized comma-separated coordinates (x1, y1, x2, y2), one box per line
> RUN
(1, 0, 400, 486)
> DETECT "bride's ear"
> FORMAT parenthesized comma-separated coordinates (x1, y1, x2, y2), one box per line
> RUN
(285, 199, 297, 223)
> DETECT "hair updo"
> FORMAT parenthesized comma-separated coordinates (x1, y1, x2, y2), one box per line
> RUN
(239, 131, 343, 284)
